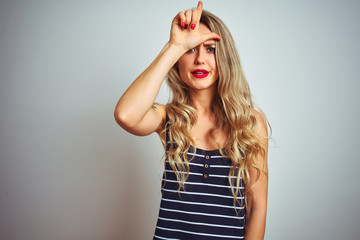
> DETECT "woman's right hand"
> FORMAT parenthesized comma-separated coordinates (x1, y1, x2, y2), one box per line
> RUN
(115, 2, 219, 136)
(169, 1, 220, 52)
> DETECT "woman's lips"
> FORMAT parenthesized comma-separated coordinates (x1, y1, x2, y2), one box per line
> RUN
(191, 69, 209, 79)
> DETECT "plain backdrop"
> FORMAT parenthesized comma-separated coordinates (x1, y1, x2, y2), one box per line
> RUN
(1, 0, 360, 239)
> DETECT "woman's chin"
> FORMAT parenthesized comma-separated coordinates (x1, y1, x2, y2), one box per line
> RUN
(188, 82, 217, 91)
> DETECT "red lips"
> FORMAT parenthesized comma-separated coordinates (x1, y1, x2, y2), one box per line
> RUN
(191, 69, 209, 78)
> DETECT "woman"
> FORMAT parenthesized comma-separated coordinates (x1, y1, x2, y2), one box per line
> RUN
(114, 1, 269, 239)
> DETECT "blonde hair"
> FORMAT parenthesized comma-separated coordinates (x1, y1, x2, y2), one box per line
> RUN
(163, 10, 268, 210)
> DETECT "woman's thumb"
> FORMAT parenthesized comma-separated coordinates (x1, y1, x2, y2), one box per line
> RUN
(202, 32, 221, 42)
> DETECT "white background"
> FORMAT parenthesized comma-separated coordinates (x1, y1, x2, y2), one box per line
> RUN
(1, 0, 359, 239)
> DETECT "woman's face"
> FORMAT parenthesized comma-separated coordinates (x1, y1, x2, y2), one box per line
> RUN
(177, 23, 219, 92)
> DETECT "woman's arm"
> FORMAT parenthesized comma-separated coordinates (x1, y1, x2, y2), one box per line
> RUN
(114, 43, 185, 136)
(114, 1, 219, 136)
(244, 109, 269, 240)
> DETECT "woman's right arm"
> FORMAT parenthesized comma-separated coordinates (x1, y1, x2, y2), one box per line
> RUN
(114, 43, 185, 136)
(114, 1, 219, 136)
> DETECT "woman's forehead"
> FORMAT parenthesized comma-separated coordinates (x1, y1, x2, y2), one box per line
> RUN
(199, 22, 211, 34)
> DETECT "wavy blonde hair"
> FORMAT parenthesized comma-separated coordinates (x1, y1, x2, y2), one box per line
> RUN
(163, 10, 268, 210)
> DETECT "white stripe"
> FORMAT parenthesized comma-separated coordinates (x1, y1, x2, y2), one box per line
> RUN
(162, 188, 244, 199)
(154, 235, 180, 240)
(166, 161, 234, 168)
(158, 216, 244, 229)
(166, 151, 205, 158)
(211, 165, 232, 168)
(186, 152, 205, 158)
(165, 170, 242, 179)
(166, 149, 228, 159)
(164, 170, 203, 176)
(162, 197, 245, 210)
(165, 160, 203, 167)
(209, 174, 239, 179)
(164, 170, 242, 179)
(165, 179, 244, 189)
(160, 207, 245, 220)
(188, 162, 203, 167)
(156, 226, 244, 239)
(210, 155, 243, 160)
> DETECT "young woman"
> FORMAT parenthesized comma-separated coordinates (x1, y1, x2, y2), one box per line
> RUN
(114, 2, 269, 239)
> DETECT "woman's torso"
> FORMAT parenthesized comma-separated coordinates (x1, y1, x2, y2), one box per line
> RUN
(154, 117, 245, 240)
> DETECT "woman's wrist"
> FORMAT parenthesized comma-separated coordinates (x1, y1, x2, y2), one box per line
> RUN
(164, 41, 188, 57)
(154, 42, 187, 68)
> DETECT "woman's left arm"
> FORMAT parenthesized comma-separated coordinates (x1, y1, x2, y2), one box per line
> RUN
(244, 109, 269, 240)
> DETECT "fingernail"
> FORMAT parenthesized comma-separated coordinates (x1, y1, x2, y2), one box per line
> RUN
(181, 22, 186, 28)
(216, 38, 221, 41)
(190, 24, 195, 30)
(184, 24, 188, 29)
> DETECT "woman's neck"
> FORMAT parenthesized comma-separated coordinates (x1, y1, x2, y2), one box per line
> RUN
(189, 86, 216, 115)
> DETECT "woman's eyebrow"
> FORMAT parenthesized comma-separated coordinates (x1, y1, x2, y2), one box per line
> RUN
(203, 41, 216, 46)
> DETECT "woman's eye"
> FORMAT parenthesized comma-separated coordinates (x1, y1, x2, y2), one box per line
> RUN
(187, 48, 195, 53)
(208, 47, 216, 53)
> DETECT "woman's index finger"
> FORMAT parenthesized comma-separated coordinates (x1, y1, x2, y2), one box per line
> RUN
(197, 1, 203, 13)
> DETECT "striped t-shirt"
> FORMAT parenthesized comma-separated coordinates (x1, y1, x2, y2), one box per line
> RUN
(153, 139, 246, 239)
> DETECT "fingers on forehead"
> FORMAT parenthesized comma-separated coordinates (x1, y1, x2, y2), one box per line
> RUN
(193, 1, 203, 26)
(191, 10, 200, 26)
(178, 11, 186, 25)
(185, 9, 192, 23)
(197, 1, 203, 12)
(183, 1, 203, 27)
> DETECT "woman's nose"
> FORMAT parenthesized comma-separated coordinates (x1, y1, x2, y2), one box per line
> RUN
(194, 49, 205, 65)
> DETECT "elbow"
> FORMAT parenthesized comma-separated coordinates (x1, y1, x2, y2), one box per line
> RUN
(114, 109, 138, 129)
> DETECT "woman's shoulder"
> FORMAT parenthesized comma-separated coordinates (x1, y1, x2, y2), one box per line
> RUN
(152, 103, 167, 113)
(154, 103, 167, 120)
(250, 108, 268, 137)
